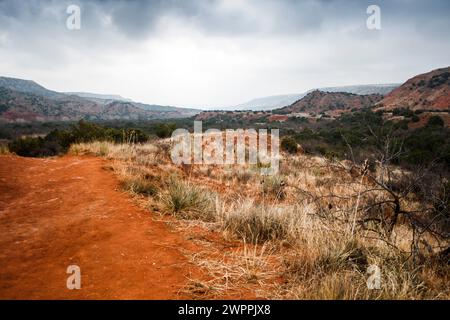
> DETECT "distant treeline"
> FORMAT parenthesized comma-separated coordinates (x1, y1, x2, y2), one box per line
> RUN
(6, 120, 179, 157)
(0, 118, 193, 140)
(3, 111, 449, 169)
(284, 111, 450, 168)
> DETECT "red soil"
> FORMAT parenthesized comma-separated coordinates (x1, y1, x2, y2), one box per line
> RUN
(0, 155, 206, 299)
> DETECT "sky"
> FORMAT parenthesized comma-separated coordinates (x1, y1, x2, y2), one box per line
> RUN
(0, 0, 449, 109)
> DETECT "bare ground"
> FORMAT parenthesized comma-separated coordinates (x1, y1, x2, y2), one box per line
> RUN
(0, 155, 208, 299)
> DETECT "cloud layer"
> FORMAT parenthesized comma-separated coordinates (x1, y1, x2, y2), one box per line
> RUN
(0, 0, 449, 108)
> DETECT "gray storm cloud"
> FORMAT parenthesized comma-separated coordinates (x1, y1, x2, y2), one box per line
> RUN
(0, 0, 449, 107)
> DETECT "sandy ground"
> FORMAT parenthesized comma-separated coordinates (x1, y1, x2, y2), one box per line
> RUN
(0, 155, 206, 299)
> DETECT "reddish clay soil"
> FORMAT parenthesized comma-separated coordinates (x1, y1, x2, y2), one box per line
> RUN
(0, 155, 206, 299)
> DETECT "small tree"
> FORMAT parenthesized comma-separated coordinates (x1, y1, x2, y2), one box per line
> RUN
(427, 115, 444, 127)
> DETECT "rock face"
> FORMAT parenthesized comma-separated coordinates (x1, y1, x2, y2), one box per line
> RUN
(378, 67, 450, 111)
(0, 77, 200, 122)
(276, 90, 383, 115)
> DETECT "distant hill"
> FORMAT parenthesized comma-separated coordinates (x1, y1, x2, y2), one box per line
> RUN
(232, 94, 306, 111)
(0, 87, 149, 122)
(232, 84, 399, 111)
(0, 77, 200, 122)
(321, 84, 399, 96)
(135, 102, 200, 113)
(66, 92, 200, 113)
(65, 92, 133, 102)
(195, 67, 449, 126)
(376, 67, 450, 111)
(0, 76, 62, 98)
(275, 90, 383, 115)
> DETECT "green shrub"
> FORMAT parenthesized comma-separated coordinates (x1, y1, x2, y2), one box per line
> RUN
(0, 104, 9, 113)
(393, 107, 414, 118)
(154, 123, 176, 138)
(427, 115, 444, 127)
(403, 125, 449, 165)
(281, 136, 298, 154)
(8, 136, 63, 157)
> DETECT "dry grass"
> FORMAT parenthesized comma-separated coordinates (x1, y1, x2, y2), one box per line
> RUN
(0, 143, 10, 155)
(69, 141, 450, 300)
(221, 201, 297, 243)
(120, 175, 158, 196)
(160, 176, 217, 222)
(261, 175, 286, 200)
(182, 243, 280, 299)
(69, 141, 112, 157)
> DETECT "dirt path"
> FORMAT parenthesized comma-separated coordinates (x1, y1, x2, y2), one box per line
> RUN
(0, 155, 204, 299)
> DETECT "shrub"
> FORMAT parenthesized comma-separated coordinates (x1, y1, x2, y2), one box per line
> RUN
(427, 115, 444, 127)
(403, 125, 450, 165)
(0, 128, 12, 139)
(8, 136, 63, 157)
(160, 177, 216, 221)
(0, 104, 9, 113)
(393, 107, 414, 118)
(154, 123, 176, 138)
(281, 136, 299, 154)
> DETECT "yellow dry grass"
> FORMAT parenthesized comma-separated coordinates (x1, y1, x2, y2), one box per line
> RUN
(69, 140, 450, 299)
(0, 143, 10, 155)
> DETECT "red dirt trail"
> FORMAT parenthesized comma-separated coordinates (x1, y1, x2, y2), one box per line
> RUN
(0, 155, 204, 299)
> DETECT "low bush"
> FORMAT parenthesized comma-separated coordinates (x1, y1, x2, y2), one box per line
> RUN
(281, 136, 298, 154)
(427, 115, 444, 127)
(8, 136, 64, 157)
(154, 123, 176, 138)
(393, 107, 414, 118)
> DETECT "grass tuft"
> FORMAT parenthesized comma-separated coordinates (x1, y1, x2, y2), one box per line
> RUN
(121, 176, 158, 196)
(222, 201, 294, 243)
(0, 143, 10, 155)
(160, 177, 216, 222)
(261, 175, 286, 200)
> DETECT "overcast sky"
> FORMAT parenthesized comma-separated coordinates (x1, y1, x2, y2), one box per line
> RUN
(0, 0, 449, 108)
